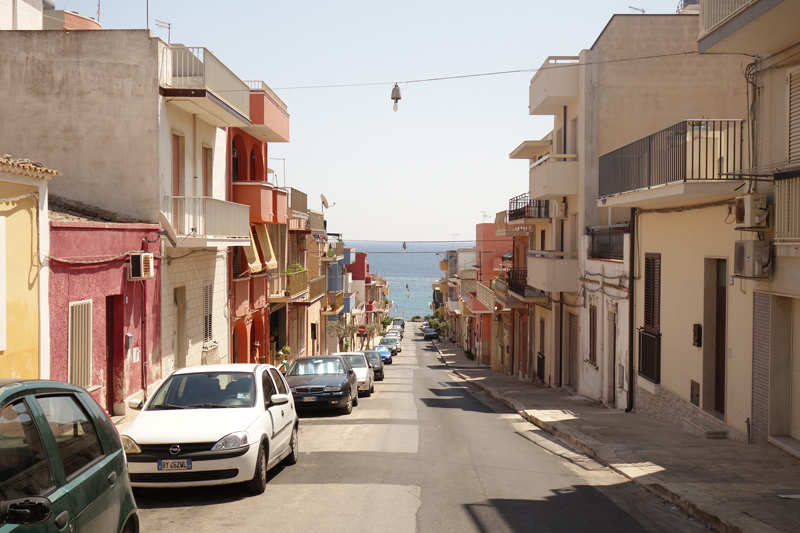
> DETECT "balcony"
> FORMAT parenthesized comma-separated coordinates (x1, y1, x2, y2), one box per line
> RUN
(308, 275, 326, 302)
(528, 56, 580, 116)
(273, 188, 288, 224)
(508, 192, 550, 225)
(507, 269, 549, 304)
(288, 217, 309, 232)
(309, 210, 324, 232)
(529, 154, 579, 200)
(476, 282, 496, 311)
(159, 46, 249, 127)
(251, 274, 267, 309)
(460, 268, 477, 281)
(268, 272, 287, 301)
(492, 277, 526, 309)
(243, 80, 290, 143)
(268, 269, 308, 302)
(366, 301, 377, 313)
(321, 291, 344, 315)
(460, 298, 475, 317)
(495, 211, 529, 237)
(232, 277, 250, 318)
(439, 260, 448, 271)
(466, 292, 489, 314)
(527, 251, 579, 293)
(233, 181, 275, 224)
(289, 188, 307, 217)
(699, 0, 800, 55)
(599, 120, 745, 209)
(322, 241, 344, 262)
(161, 196, 250, 247)
(343, 292, 355, 314)
(288, 270, 309, 299)
(587, 225, 629, 261)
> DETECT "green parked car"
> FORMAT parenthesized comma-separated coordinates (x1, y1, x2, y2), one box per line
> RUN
(0, 379, 139, 532)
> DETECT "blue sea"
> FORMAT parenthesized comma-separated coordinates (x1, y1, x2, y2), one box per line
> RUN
(344, 241, 475, 321)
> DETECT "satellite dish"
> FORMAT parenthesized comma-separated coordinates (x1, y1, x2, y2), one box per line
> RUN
(158, 210, 178, 247)
(321, 194, 329, 209)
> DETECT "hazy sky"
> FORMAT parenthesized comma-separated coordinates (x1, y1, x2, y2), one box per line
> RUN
(57, 0, 687, 241)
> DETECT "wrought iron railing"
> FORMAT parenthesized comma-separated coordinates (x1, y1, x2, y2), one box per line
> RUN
(507, 269, 546, 299)
(587, 224, 628, 260)
(699, 0, 752, 34)
(508, 192, 549, 220)
(638, 329, 661, 384)
(162, 196, 250, 238)
(599, 120, 743, 198)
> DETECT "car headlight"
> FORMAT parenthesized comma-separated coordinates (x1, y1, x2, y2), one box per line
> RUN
(120, 435, 141, 454)
(211, 431, 250, 451)
(324, 385, 342, 392)
(290, 387, 297, 393)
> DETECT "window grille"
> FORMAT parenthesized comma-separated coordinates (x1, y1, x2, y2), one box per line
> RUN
(68, 300, 92, 388)
(203, 282, 213, 343)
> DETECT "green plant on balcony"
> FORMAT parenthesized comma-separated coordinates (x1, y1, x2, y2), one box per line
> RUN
(284, 263, 304, 274)
(270, 327, 278, 342)
(327, 249, 335, 258)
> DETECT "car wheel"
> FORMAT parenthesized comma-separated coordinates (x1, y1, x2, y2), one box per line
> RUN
(353, 391, 359, 407)
(283, 425, 299, 466)
(121, 516, 138, 533)
(365, 384, 372, 397)
(246, 441, 268, 494)
(341, 395, 353, 414)
(370, 381, 375, 393)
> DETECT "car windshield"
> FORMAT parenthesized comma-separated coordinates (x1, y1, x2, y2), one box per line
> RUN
(374, 346, 390, 353)
(343, 355, 367, 367)
(148, 372, 255, 409)
(380, 338, 398, 345)
(288, 358, 344, 376)
(363, 352, 381, 364)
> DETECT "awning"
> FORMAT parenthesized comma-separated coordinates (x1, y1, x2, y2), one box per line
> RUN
(242, 226, 263, 273)
(254, 224, 278, 270)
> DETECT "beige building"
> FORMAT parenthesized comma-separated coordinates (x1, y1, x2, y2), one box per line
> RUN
(697, 0, 800, 453)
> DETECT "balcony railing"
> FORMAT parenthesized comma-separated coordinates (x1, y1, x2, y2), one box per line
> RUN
(163, 196, 250, 239)
(161, 47, 249, 118)
(638, 329, 661, 384)
(493, 277, 508, 299)
(308, 275, 325, 301)
(244, 80, 288, 114)
(309, 211, 324, 232)
(288, 217, 309, 232)
(699, 0, 752, 34)
(507, 269, 547, 299)
(268, 272, 287, 298)
(476, 282, 496, 311)
(323, 291, 344, 313)
(495, 210, 529, 235)
(599, 120, 743, 198)
(366, 301, 377, 312)
(508, 193, 549, 220)
(587, 224, 629, 261)
(288, 269, 308, 297)
(290, 188, 307, 215)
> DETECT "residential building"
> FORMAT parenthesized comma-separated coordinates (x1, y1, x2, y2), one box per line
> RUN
(0, 155, 58, 379)
(698, 0, 800, 452)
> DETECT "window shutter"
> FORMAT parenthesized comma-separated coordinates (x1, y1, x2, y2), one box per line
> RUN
(202, 147, 210, 197)
(790, 68, 800, 163)
(68, 300, 92, 388)
(203, 282, 213, 343)
(172, 134, 180, 227)
(589, 305, 597, 366)
(644, 254, 661, 332)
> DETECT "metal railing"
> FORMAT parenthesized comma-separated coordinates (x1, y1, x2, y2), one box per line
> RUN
(324, 291, 344, 311)
(162, 196, 250, 238)
(699, 0, 752, 33)
(495, 210, 529, 234)
(599, 120, 743, 198)
(161, 47, 249, 118)
(288, 218, 309, 232)
(309, 276, 326, 301)
(244, 80, 289, 114)
(288, 269, 308, 297)
(509, 192, 549, 220)
(507, 269, 546, 299)
(638, 329, 662, 384)
(587, 224, 629, 260)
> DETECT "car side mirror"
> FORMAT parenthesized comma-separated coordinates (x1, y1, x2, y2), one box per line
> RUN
(271, 394, 290, 405)
(348, 369, 354, 375)
(0, 497, 52, 525)
(128, 399, 143, 410)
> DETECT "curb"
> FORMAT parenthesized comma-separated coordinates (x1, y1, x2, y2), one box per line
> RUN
(433, 343, 758, 533)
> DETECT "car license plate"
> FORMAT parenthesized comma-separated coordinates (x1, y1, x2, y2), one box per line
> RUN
(158, 459, 192, 471)
(302, 396, 316, 402)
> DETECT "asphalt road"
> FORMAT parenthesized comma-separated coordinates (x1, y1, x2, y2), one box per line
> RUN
(135, 328, 711, 532)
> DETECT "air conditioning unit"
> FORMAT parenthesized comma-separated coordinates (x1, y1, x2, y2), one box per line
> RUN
(551, 202, 567, 219)
(734, 194, 768, 230)
(733, 240, 770, 278)
(128, 253, 155, 281)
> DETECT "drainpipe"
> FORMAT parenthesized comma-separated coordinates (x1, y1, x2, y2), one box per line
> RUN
(557, 197, 566, 387)
(626, 208, 636, 413)
(141, 279, 148, 400)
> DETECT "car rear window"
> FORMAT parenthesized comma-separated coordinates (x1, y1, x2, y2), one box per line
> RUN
(343, 355, 367, 368)
(36, 395, 104, 480)
(0, 399, 53, 499)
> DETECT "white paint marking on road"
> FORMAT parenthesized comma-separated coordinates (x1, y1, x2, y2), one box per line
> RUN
(301, 423, 419, 453)
(348, 409, 418, 420)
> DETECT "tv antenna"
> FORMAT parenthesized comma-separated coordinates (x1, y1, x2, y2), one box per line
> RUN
(629, 6, 646, 13)
(480, 211, 489, 222)
(448, 233, 458, 248)
(156, 19, 172, 43)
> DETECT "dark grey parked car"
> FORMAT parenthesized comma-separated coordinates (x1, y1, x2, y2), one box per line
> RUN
(424, 328, 439, 340)
(285, 356, 359, 414)
(361, 351, 385, 381)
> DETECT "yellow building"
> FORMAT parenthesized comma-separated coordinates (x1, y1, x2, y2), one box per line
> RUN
(0, 154, 59, 379)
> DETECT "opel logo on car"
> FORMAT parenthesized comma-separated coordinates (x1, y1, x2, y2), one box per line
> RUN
(169, 445, 181, 456)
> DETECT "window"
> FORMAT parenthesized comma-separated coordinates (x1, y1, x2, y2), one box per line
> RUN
(644, 254, 661, 333)
(68, 300, 92, 389)
(262, 370, 276, 403)
(37, 395, 103, 479)
(250, 149, 256, 181)
(0, 400, 52, 499)
(203, 282, 213, 343)
(232, 143, 239, 182)
(589, 305, 597, 366)
(269, 368, 288, 395)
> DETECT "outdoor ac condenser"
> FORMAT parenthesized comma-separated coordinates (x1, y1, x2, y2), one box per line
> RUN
(733, 240, 769, 278)
(128, 253, 155, 281)
(734, 194, 768, 230)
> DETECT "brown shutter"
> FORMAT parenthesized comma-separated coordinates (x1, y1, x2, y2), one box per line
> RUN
(644, 253, 661, 333)
(790, 68, 800, 163)
(202, 147, 210, 197)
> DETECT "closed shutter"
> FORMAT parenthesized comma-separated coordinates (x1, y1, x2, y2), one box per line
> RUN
(644, 254, 661, 333)
(172, 134, 180, 227)
(203, 282, 213, 343)
(69, 300, 92, 388)
(202, 147, 211, 197)
(777, 177, 800, 240)
(790, 68, 800, 163)
(568, 313, 578, 387)
(589, 305, 597, 366)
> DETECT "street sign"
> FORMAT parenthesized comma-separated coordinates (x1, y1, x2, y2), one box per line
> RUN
(358, 325, 366, 334)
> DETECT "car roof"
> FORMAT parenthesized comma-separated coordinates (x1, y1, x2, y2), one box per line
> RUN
(171, 363, 266, 375)
(333, 352, 367, 357)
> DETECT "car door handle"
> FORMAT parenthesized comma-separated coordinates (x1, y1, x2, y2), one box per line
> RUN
(55, 510, 69, 529)
(108, 471, 117, 485)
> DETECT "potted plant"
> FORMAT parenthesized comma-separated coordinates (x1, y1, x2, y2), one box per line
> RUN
(270, 327, 278, 343)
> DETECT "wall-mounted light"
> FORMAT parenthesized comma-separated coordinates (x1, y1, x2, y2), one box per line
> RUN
(391, 83, 402, 112)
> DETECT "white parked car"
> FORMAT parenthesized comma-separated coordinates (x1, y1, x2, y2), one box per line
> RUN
(387, 325, 404, 339)
(120, 364, 299, 494)
(338, 353, 375, 397)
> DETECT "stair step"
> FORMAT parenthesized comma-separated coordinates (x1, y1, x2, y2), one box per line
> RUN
(683, 414, 728, 439)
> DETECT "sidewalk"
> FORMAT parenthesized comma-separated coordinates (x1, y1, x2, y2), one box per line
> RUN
(432, 339, 800, 533)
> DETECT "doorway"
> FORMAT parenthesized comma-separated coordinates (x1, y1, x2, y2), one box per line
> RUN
(568, 313, 578, 388)
(714, 260, 727, 415)
(174, 287, 186, 369)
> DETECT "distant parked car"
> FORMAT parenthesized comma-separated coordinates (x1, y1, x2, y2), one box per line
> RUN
(361, 350, 385, 381)
(392, 318, 405, 330)
(339, 353, 374, 396)
(420, 321, 430, 331)
(285, 356, 358, 414)
(380, 336, 401, 354)
(373, 345, 393, 364)
(424, 328, 439, 340)
(0, 379, 139, 533)
(387, 325, 404, 339)
(121, 364, 299, 494)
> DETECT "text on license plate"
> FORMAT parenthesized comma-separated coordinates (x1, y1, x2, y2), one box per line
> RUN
(301, 396, 316, 402)
(158, 459, 192, 471)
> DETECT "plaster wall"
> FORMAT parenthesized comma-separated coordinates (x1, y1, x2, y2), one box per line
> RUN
(0, 0, 42, 30)
(0, 31, 161, 222)
(634, 206, 754, 434)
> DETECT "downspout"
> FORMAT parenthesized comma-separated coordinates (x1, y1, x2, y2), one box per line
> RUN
(626, 208, 636, 413)
(141, 280, 148, 400)
(558, 196, 566, 387)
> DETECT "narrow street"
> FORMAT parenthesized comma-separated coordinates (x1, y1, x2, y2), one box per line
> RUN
(135, 330, 709, 532)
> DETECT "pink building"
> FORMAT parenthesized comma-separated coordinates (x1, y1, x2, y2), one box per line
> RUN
(49, 209, 161, 416)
